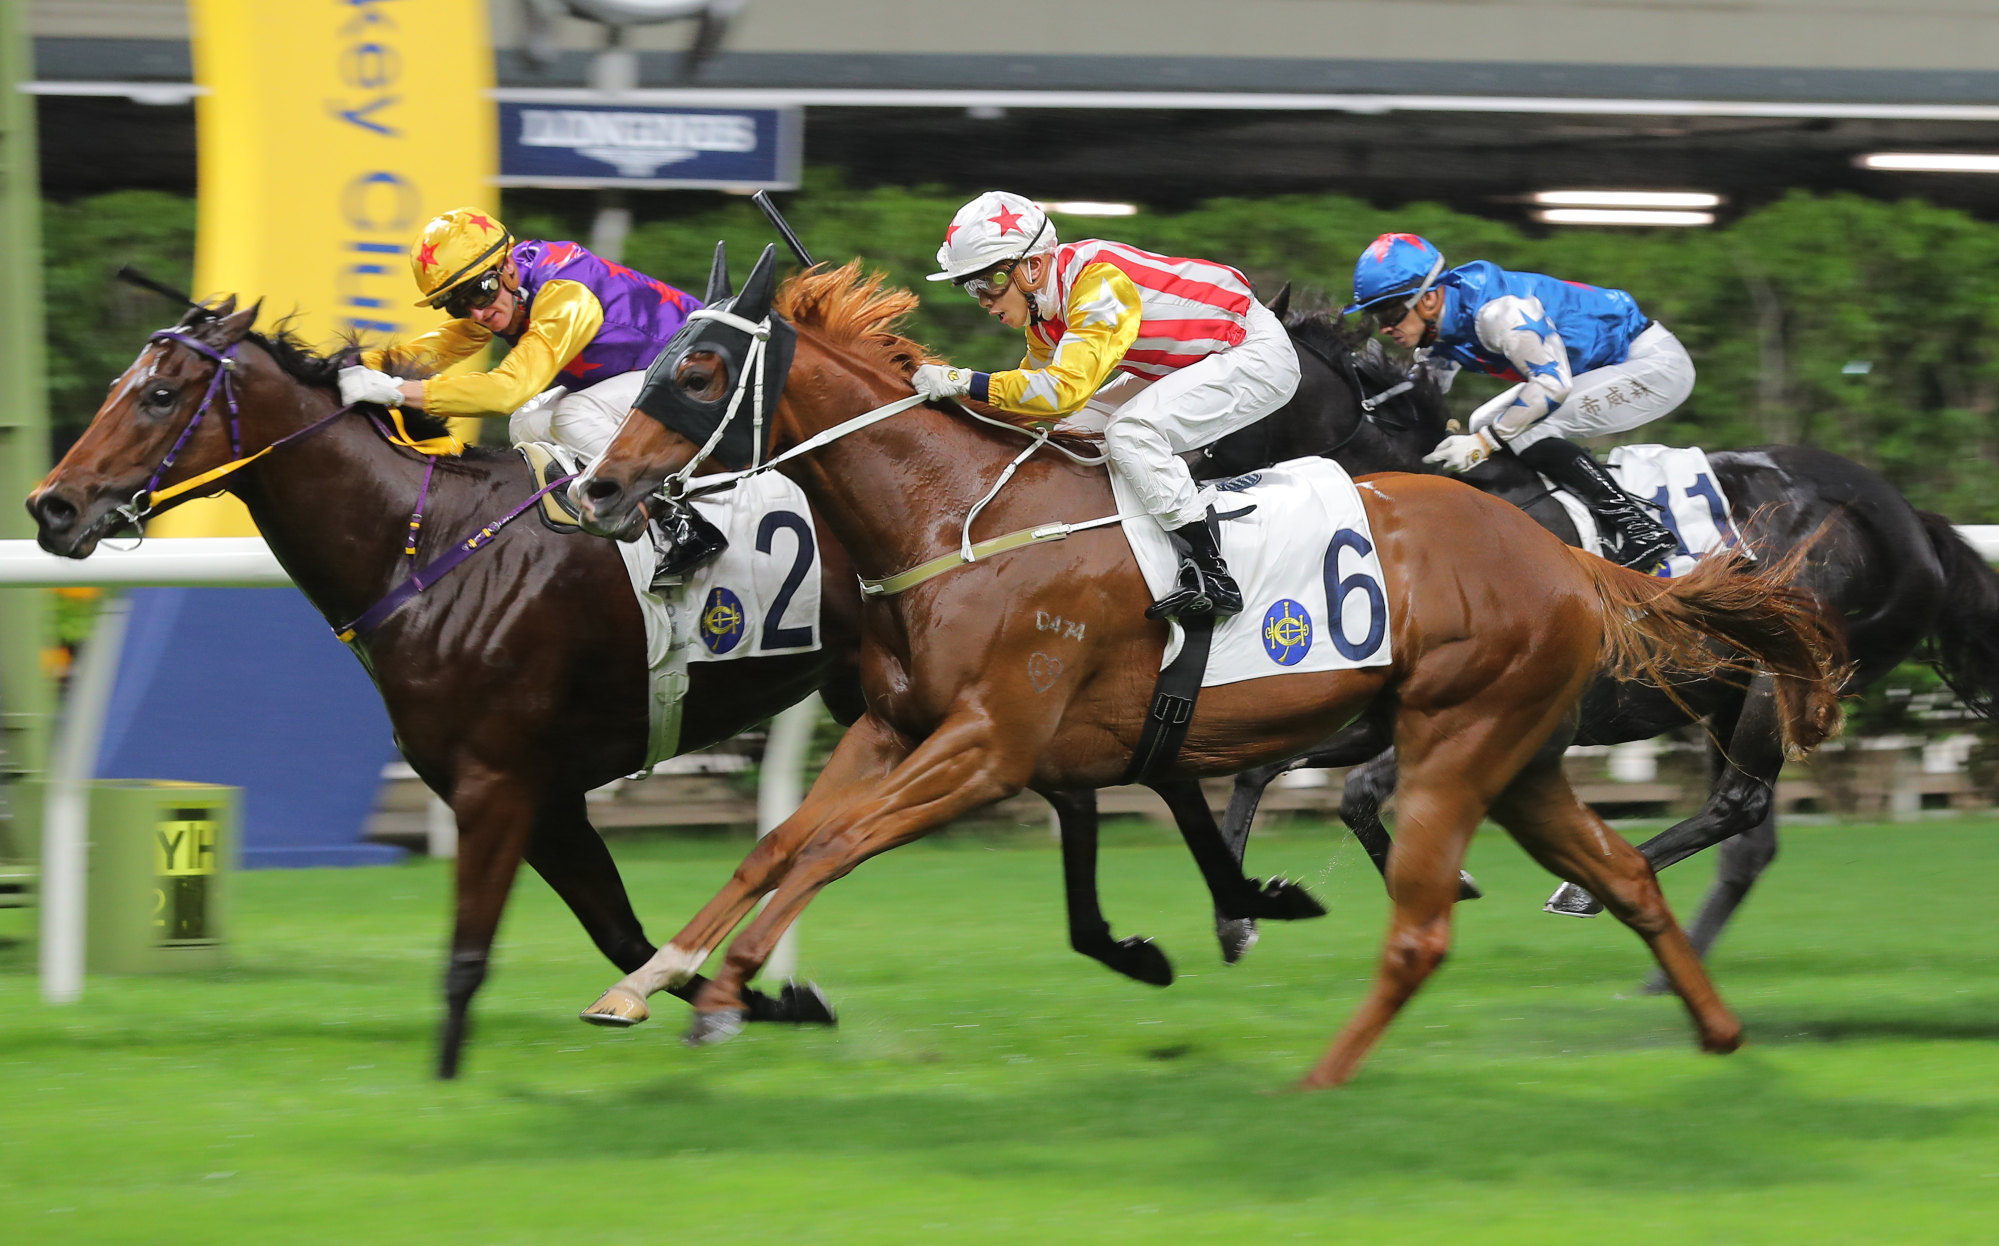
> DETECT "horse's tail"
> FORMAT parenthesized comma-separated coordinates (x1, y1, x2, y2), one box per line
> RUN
(1916, 510, 1999, 720)
(1572, 546, 1849, 759)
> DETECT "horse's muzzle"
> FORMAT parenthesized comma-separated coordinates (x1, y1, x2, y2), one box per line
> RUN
(571, 472, 651, 542)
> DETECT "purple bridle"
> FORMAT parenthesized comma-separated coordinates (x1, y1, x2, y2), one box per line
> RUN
(143, 329, 245, 499)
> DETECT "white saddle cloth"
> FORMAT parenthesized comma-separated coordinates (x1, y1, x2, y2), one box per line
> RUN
(1109, 456, 1395, 688)
(1545, 444, 1744, 578)
(524, 446, 822, 770)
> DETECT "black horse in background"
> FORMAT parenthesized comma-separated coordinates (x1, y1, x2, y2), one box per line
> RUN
(1188, 300, 1999, 977)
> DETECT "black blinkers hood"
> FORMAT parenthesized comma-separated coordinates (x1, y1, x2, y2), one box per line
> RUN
(633, 241, 796, 473)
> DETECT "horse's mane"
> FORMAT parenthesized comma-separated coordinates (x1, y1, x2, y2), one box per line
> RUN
(175, 302, 466, 445)
(774, 261, 938, 378)
(771, 262, 1095, 451)
(1286, 309, 1449, 443)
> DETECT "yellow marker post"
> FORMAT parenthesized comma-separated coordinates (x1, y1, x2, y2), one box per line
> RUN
(166, 0, 496, 537)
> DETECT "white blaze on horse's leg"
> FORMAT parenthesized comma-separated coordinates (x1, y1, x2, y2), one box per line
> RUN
(579, 943, 711, 1027)
(624, 943, 711, 995)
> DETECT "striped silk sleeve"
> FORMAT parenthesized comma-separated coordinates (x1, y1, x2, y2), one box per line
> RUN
(976, 264, 1142, 419)
(416, 280, 606, 418)
(358, 319, 493, 377)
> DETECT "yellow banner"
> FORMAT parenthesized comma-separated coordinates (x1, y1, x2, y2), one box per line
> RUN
(165, 0, 495, 537)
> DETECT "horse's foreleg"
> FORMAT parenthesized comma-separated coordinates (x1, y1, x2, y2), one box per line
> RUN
(1047, 788, 1175, 987)
(578, 714, 909, 1027)
(1148, 779, 1326, 969)
(436, 759, 538, 1079)
(526, 791, 823, 1025)
(686, 712, 1039, 1044)
(1495, 759, 1742, 1055)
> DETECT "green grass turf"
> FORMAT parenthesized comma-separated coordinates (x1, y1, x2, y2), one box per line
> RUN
(3, 816, 1998, 1245)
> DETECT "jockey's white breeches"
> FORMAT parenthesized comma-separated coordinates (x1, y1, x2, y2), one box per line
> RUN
(1477, 322, 1696, 452)
(507, 369, 648, 463)
(1087, 299, 1300, 530)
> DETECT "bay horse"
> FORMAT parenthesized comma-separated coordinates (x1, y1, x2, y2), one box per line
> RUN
(1208, 309, 1999, 974)
(569, 263, 1846, 1087)
(22, 295, 1309, 1078)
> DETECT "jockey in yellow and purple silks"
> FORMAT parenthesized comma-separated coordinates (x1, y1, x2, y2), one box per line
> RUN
(336, 208, 701, 462)
(910, 191, 1300, 621)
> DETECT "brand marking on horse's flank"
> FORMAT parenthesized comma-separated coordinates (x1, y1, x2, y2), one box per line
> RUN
(1035, 610, 1086, 641)
(1028, 652, 1063, 693)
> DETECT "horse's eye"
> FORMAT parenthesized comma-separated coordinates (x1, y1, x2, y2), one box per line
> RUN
(145, 385, 175, 408)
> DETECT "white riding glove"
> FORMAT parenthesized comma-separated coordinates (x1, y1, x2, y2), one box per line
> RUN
(911, 364, 973, 401)
(338, 365, 407, 408)
(1422, 428, 1501, 474)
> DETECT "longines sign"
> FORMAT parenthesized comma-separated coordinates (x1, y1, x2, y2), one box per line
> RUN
(496, 102, 801, 190)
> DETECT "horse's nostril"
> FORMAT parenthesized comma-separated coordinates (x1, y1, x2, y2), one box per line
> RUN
(31, 492, 77, 533)
(583, 477, 623, 504)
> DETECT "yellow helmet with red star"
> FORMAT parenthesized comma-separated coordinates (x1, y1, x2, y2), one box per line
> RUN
(409, 208, 514, 308)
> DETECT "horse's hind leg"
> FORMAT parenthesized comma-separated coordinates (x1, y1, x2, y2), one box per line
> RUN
(1492, 760, 1743, 1055)
(1047, 787, 1175, 987)
(1547, 681, 1772, 917)
(1637, 804, 1778, 995)
(1338, 750, 1482, 902)
(1298, 774, 1484, 1089)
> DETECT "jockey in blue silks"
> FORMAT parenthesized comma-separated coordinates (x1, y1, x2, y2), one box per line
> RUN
(1346, 233, 1688, 571)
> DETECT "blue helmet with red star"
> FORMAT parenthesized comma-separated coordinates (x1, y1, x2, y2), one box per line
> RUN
(1343, 233, 1447, 317)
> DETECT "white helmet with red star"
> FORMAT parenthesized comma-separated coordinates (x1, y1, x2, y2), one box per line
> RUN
(925, 190, 1056, 283)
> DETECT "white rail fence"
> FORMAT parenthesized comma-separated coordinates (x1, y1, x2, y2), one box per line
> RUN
(5, 526, 1997, 1003)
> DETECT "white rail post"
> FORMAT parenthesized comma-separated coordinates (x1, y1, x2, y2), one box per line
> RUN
(40, 594, 131, 1003)
(756, 696, 820, 983)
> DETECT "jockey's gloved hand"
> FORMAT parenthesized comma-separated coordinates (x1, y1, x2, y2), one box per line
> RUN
(911, 364, 974, 402)
(1422, 429, 1501, 474)
(338, 366, 407, 408)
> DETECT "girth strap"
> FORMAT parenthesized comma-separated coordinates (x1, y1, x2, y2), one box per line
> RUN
(1120, 614, 1216, 785)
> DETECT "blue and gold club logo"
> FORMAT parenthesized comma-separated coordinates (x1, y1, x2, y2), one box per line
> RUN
(1262, 598, 1313, 666)
(700, 586, 746, 655)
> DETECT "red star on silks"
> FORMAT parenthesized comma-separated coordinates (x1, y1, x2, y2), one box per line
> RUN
(543, 241, 581, 269)
(565, 358, 605, 376)
(987, 204, 1026, 236)
(1369, 232, 1427, 261)
(465, 213, 495, 233)
(417, 241, 439, 270)
(944, 223, 959, 244)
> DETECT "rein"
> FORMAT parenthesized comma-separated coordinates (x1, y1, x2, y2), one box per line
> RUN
(137, 327, 559, 645)
(654, 328, 1123, 597)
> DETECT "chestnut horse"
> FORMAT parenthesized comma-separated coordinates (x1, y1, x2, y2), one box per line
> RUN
(23, 295, 1309, 1076)
(570, 263, 1846, 1087)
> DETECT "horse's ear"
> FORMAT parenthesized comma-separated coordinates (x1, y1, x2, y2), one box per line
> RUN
(734, 244, 778, 322)
(195, 297, 260, 348)
(1265, 281, 1292, 320)
(704, 240, 731, 306)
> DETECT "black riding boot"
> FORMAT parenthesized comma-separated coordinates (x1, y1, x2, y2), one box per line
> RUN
(1514, 437, 1678, 572)
(1145, 516, 1243, 621)
(650, 498, 729, 588)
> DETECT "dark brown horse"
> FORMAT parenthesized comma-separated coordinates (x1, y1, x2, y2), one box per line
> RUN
(570, 263, 1847, 1087)
(22, 296, 1304, 1077)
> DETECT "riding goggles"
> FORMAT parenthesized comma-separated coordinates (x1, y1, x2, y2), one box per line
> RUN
(956, 259, 1022, 301)
(442, 268, 505, 319)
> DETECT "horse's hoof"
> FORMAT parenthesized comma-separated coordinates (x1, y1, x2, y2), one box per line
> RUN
(1543, 882, 1604, 917)
(1105, 936, 1174, 987)
(684, 1008, 748, 1048)
(1702, 1023, 1744, 1055)
(777, 979, 838, 1025)
(1217, 917, 1260, 964)
(1248, 876, 1329, 921)
(1457, 871, 1484, 901)
(579, 986, 650, 1027)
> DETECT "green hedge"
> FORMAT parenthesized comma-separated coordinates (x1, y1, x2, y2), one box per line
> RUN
(45, 180, 1999, 521)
